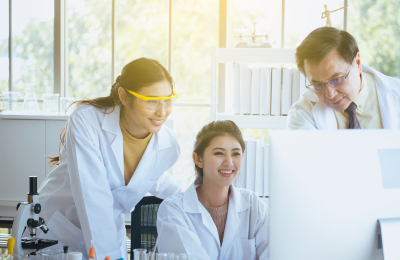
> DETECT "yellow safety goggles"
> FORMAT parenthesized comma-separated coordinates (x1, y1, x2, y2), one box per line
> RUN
(125, 89, 178, 110)
(125, 89, 178, 101)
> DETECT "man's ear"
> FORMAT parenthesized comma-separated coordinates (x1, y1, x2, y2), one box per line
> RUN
(355, 52, 362, 74)
(193, 152, 203, 168)
(118, 87, 130, 107)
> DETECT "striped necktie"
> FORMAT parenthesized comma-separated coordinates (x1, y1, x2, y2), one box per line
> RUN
(344, 102, 361, 129)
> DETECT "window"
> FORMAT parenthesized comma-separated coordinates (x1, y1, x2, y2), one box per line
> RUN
(231, 0, 282, 48)
(348, 0, 400, 78)
(116, 0, 169, 74)
(12, 0, 54, 98)
(172, 0, 219, 103)
(0, 1, 8, 93)
(285, 0, 344, 48)
(68, 0, 112, 99)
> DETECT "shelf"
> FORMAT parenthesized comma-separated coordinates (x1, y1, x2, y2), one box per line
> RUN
(216, 114, 287, 129)
(216, 48, 296, 63)
(0, 111, 69, 120)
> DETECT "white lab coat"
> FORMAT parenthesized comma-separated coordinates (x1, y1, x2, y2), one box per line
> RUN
(156, 179, 269, 260)
(287, 64, 400, 130)
(36, 105, 182, 260)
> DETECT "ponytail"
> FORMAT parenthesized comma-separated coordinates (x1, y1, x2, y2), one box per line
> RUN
(46, 58, 173, 166)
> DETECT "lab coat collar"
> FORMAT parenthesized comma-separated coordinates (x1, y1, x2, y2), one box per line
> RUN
(183, 179, 251, 214)
(101, 105, 172, 150)
(362, 64, 399, 129)
(303, 64, 400, 130)
(183, 179, 251, 251)
(101, 105, 172, 183)
(102, 106, 125, 177)
(102, 105, 122, 135)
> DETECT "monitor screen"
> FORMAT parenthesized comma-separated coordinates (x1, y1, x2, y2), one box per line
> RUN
(269, 130, 400, 260)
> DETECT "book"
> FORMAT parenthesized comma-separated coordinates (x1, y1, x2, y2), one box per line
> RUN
(260, 67, 272, 115)
(245, 137, 263, 193)
(281, 68, 292, 116)
(251, 67, 261, 115)
(264, 144, 271, 197)
(255, 145, 264, 196)
(292, 68, 301, 105)
(237, 143, 247, 188)
(234, 63, 241, 115)
(240, 64, 252, 115)
(271, 68, 282, 116)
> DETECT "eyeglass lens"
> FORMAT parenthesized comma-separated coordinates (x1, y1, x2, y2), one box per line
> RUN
(138, 99, 175, 110)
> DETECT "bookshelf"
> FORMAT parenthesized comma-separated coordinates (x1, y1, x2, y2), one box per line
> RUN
(210, 47, 296, 129)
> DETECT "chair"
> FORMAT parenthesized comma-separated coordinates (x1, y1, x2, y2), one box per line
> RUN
(130, 196, 163, 258)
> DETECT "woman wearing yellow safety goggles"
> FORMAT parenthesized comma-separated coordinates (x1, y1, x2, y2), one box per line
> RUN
(42, 58, 183, 258)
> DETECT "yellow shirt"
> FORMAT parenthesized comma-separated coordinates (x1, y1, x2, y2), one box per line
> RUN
(120, 121, 153, 185)
(333, 72, 383, 129)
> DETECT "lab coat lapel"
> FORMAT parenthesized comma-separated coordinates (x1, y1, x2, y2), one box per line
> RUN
(311, 102, 337, 130)
(183, 182, 221, 246)
(110, 125, 172, 213)
(129, 125, 171, 183)
(303, 90, 337, 130)
(362, 64, 399, 129)
(220, 186, 251, 259)
(101, 106, 124, 178)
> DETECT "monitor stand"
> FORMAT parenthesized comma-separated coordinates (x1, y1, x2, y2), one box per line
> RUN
(378, 218, 400, 260)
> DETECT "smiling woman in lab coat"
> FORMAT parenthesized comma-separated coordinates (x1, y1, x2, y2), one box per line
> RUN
(157, 120, 269, 260)
(38, 58, 182, 260)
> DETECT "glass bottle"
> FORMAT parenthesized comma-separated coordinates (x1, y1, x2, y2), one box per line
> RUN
(22, 84, 39, 112)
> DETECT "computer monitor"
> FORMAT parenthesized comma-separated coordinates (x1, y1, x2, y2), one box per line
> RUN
(269, 130, 400, 260)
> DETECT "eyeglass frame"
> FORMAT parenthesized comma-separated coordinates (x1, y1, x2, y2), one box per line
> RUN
(305, 60, 355, 93)
(124, 88, 178, 110)
(124, 89, 178, 101)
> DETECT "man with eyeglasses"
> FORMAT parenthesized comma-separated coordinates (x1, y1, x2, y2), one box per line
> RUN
(287, 27, 400, 130)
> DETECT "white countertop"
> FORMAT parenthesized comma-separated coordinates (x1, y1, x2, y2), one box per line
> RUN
(0, 111, 69, 120)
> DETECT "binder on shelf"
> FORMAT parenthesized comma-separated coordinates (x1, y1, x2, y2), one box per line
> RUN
(245, 137, 263, 193)
(281, 68, 292, 116)
(255, 145, 264, 196)
(251, 67, 261, 115)
(234, 63, 241, 115)
(260, 67, 272, 115)
(264, 144, 271, 197)
(271, 68, 282, 116)
(240, 64, 252, 115)
(237, 143, 247, 188)
(292, 68, 301, 105)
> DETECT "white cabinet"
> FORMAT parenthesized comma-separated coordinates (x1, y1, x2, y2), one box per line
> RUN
(0, 112, 173, 219)
(0, 113, 67, 216)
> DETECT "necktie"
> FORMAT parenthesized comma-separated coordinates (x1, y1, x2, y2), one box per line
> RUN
(344, 102, 361, 129)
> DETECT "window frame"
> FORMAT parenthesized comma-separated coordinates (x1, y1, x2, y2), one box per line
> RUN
(5, 0, 349, 103)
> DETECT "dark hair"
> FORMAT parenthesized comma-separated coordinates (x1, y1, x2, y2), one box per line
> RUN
(47, 58, 173, 166)
(296, 27, 359, 75)
(193, 120, 245, 180)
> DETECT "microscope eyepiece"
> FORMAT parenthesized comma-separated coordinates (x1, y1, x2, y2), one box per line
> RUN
(28, 176, 39, 195)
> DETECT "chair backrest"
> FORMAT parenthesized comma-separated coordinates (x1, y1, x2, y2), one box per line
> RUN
(130, 196, 163, 259)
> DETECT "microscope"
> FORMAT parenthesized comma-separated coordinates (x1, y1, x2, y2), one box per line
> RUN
(11, 176, 58, 256)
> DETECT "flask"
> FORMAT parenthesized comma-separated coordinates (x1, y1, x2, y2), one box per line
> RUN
(22, 84, 39, 112)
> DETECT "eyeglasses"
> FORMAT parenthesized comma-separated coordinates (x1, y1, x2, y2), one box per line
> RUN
(306, 60, 354, 92)
(125, 89, 178, 110)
